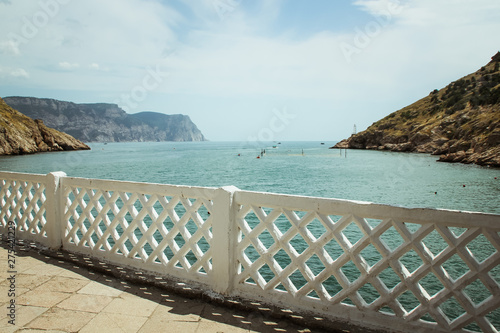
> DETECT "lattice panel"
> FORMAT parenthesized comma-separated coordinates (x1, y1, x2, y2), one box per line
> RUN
(0, 179, 47, 237)
(236, 204, 500, 333)
(62, 185, 214, 276)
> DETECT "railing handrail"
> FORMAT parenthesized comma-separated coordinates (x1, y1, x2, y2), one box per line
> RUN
(0, 171, 47, 182)
(234, 189, 500, 228)
(1, 171, 500, 333)
(61, 175, 220, 196)
(3, 171, 498, 223)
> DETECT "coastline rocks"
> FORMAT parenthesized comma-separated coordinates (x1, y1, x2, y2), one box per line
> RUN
(0, 97, 90, 155)
(333, 139, 349, 149)
(331, 52, 500, 168)
(3, 96, 206, 143)
(438, 147, 500, 167)
(332, 126, 500, 168)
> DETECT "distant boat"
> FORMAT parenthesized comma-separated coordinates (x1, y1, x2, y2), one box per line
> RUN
(272, 145, 278, 148)
(321, 143, 325, 145)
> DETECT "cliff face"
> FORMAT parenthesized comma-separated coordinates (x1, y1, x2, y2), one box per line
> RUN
(0, 97, 90, 155)
(131, 112, 206, 142)
(333, 52, 500, 167)
(3, 97, 206, 143)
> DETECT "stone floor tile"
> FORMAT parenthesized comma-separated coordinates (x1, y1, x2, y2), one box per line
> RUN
(56, 293, 114, 313)
(38, 276, 89, 293)
(0, 300, 16, 332)
(77, 280, 124, 297)
(94, 274, 138, 292)
(14, 257, 45, 274)
(145, 301, 203, 324)
(57, 266, 91, 280)
(0, 274, 51, 291)
(138, 320, 200, 333)
(16, 289, 70, 308)
(159, 295, 206, 321)
(21, 262, 65, 276)
(0, 271, 10, 280)
(25, 308, 96, 332)
(80, 312, 149, 333)
(0, 283, 30, 299)
(248, 320, 314, 333)
(0, 324, 17, 333)
(102, 292, 159, 317)
(200, 304, 256, 329)
(0, 305, 48, 328)
(14, 329, 67, 333)
(0, 244, 330, 333)
(196, 319, 250, 333)
(128, 285, 167, 303)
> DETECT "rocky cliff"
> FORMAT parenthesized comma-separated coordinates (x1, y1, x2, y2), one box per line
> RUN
(131, 112, 206, 142)
(332, 52, 500, 167)
(0, 97, 90, 155)
(3, 97, 206, 143)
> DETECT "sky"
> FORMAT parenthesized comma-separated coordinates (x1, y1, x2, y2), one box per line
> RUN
(0, 0, 499, 142)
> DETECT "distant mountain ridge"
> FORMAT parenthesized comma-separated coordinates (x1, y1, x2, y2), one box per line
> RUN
(3, 97, 206, 143)
(0, 97, 90, 155)
(333, 52, 500, 167)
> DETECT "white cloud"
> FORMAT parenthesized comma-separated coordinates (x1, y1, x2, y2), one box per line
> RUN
(353, 0, 405, 17)
(0, 0, 499, 140)
(153, 0, 500, 140)
(0, 0, 181, 78)
(87, 63, 109, 72)
(153, 0, 499, 102)
(158, 32, 348, 99)
(0, 40, 20, 55)
(180, 0, 236, 22)
(11, 68, 29, 78)
(58, 62, 80, 71)
(0, 66, 29, 79)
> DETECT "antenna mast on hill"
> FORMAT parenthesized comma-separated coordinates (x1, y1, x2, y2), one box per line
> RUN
(353, 124, 357, 135)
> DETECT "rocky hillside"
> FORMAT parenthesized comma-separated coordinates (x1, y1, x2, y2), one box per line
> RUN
(0, 97, 90, 155)
(333, 52, 500, 167)
(130, 112, 205, 142)
(3, 97, 206, 143)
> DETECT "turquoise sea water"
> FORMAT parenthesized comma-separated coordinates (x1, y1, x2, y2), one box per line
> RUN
(0, 141, 499, 214)
(1, 141, 500, 329)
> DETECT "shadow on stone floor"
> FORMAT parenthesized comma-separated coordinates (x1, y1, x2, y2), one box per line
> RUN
(1, 239, 345, 333)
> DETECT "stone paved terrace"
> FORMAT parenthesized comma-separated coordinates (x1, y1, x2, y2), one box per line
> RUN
(0, 240, 350, 333)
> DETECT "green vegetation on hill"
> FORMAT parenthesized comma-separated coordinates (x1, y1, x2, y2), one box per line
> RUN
(333, 52, 500, 167)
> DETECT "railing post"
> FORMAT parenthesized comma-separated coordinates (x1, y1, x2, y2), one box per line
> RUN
(45, 171, 66, 250)
(210, 185, 239, 295)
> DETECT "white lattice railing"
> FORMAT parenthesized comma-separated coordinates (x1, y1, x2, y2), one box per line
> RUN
(233, 191, 500, 333)
(60, 176, 219, 285)
(1, 171, 500, 333)
(0, 172, 53, 246)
